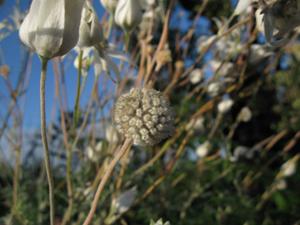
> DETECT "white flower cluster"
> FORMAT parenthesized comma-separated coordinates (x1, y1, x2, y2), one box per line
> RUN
(114, 88, 175, 146)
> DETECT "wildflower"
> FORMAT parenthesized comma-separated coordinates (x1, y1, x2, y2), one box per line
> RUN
(19, 0, 85, 59)
(87, 141, 104, 162)
(230, 146, 254, 162)
(217, 98, 234, 114)
(112, 187, 137, 214)
(207, 82, 222, 97)
(185, 117, 205, 133)
(196, 141, 211, 158)
(237, 107, 252, 122)
(114, 88, 175, 146)
(258, 0, 300, 46)
(233, 0, 252, 15)
(189, 68, 204, 84)
(77, 1, 103, 48)
(106, 125, 121, 144)
(280, 159, 297, 177)
(73, 47, 93, 77)
(115, 0, 143, 31)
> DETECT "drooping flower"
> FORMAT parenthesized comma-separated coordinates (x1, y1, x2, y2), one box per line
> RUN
(114, 88, 175, 146)
(114, 0, 143, 31)
(77, 1, 103, 48)
(19, 0, 85, 59)
(257, 0, 300, 46)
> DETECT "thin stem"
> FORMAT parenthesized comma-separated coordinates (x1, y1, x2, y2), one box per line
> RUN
(74, 50, 83, 128)
(82, 138, 132, 225)
(40, 58, 55, 225)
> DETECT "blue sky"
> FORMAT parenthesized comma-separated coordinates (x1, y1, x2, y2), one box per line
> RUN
(0, 0, 238, 130)
(0, 0, 106, 129)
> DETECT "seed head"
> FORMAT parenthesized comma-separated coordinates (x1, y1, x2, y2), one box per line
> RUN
(114, 88, 175, 146)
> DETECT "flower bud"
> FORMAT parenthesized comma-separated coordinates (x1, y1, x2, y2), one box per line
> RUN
(237, 107, 252, 122)
(19, 0, 85, 59)
(114, 0, 143, 31)
(217, 98, 234, 114)
(77, 1, 103, 48)
(189, 68, 204, 84)
(114, 88, 175, 146)
(196, 141, 211, 158)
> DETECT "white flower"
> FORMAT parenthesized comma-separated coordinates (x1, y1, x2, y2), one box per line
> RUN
(249, 44, 273, 64)
(186, 117, 205, 133)
(87, 141, 104, 162)
(196, 141, 211, 158)
(230, 146, 254, 162)
(114, 0, 143, 31)
(106, 125, 120, 144)
(73, 47, 93, 77)
(233, 0, 252, 15)
(208, 60, 234, 77)
(218, 98, 234, 114)
(207, 82, 222, 97)
(112, 187, 137, 214)
(257, 0, 300, 46)
(77, 1, 103, 48)
(280, 159, 297, 177)
(189, 68, 204, 84)
(19, 0, 85, 59)
(94, 43, 128, 82)
(237, 107, 252, 122)
(100, 0, 119, 13)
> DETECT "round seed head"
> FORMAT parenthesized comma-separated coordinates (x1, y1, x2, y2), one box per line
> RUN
(114, 88, 175, 146)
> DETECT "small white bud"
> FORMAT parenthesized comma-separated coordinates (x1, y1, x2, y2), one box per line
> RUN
(196, 141, 211, 158)
(189, 69, 204, 84)
(114, 0, 143, 31)
(217, 98, 234, 114)
(237, 107, 252, 122)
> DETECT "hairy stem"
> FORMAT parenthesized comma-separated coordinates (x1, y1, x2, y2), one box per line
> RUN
(40, 58, 55, 225)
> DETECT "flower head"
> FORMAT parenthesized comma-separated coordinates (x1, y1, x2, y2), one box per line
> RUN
(114, 88, 175, 146)
(19, 0, 85, 58)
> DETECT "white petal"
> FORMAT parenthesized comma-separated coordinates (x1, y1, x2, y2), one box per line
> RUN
(234, 0, 252, 15)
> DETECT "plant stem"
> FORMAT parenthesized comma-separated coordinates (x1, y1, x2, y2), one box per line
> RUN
(82, 138, 132, 225)
(74, 50, 83, 128)
(40, 58, 55, 225)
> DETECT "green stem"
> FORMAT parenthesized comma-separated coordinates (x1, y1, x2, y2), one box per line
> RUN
(106, 14, 114, 39)
(74, 50, 83, 128)
(40, 58, 55, 225)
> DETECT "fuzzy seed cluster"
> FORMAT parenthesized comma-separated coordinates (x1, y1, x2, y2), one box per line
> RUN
(114, 88, 175, 146)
